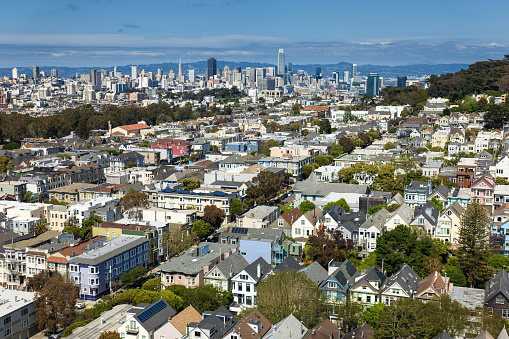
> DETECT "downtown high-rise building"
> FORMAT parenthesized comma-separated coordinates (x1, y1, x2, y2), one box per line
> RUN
(32, 66, 39, 80)
(343, 69, 350, 83)
(189, 69, 196, 83)
(366, 73, 381, 97)
(287, 62, 292, 74)
(277, 49, 285, 75)
(397, 76, 407, 89)
(206, 58, 217, 80)
(131, 66, 139, 80)
(351, 64, 357, 82)
(51, 69, 58, 78)
(12, 68, 18, 79)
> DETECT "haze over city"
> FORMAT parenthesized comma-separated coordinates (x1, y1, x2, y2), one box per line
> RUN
(1, 0, 508, 67)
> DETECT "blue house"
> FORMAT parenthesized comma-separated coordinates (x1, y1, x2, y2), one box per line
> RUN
(404, 180, 433, 209)
(225, 141, 258, 153)
(319, 260, 360, 302)
(491, 220, 509, 256)
(69, 235, 149, 300)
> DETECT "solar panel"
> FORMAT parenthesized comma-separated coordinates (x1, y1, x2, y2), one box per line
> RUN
(231, 227, 248, 234)
(346, 262, 358, 276)
(177, 190, 189, 194)
(212, 191, 227, 197)
(137, 299, 166, 323)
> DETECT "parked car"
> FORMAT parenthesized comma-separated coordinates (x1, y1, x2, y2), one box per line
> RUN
(49, 328, 65, 339)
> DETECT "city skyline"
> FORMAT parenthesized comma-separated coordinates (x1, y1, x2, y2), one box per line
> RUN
(0, 0, 508, 67)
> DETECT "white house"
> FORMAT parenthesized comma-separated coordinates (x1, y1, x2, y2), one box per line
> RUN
(117, 299, 175, 339)
(230, 257, 271, 314)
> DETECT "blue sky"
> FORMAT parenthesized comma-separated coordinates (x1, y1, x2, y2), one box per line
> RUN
(0, 0, 508, 67)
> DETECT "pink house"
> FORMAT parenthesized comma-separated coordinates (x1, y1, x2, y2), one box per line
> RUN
(470, 172, 495, 210)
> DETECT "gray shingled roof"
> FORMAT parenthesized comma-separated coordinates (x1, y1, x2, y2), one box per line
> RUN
(381, 264, 420, 297)
(208, 252, 249, 279)
(485, 269, 509, 304)
(300, 262, 328, 285)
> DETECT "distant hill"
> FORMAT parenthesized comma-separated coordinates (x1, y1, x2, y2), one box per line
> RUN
(0, 61, 469, 79)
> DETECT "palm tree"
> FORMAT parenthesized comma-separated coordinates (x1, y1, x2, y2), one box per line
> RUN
(30, 220, 49, 235)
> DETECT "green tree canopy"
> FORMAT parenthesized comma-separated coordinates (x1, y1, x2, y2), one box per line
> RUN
(304, 229, 355, 267)
(120, 266, 148, 286)
(375, 224, 433, 277)
(191, 220, 213, 238)
(298, 200, 316, 214)
(257, 270, 325, 328)
(323, 198, 351, 212)
(180, 177, 201, 191)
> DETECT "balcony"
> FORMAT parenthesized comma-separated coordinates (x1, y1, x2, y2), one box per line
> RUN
(125, 327, 139, 335)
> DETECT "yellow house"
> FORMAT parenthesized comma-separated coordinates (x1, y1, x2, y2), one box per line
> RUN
(48, 205, 69, 231)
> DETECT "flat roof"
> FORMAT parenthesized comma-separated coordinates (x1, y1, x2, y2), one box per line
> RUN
(0, 289, 35, 316)
(69, 235, 147, 266)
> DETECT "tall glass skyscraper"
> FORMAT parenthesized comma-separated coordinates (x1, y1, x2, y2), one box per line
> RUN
(366, 73, 380, 97)
(207, 58, 217, 80)
(277, 49, 285, 75)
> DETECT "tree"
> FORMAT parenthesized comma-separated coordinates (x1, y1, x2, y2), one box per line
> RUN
(27, 270, 63, 291)
(375, 224, 433, 277)
(251, 170, 282, 200)
(24, 190, 39, 202)
(457, 201, 493, 287)
(0, 155, 13, 173)
(314, 155, 334, 167)
(192, 220, 214, 238)
(304, 229, 355, 267)
(80, 213, 103, 240)
(2, 142, 20, 150)
(117, 190, 149, 221)
(496, 177, 509, 185)
(469, 307, 507, 336)
(161, 225, 197, 260)
(141, 277, 159, 291)
(302, 164, 315, 178)
(338, 137, 354, 154)
(489, 254, 509, 270)
(368, 204, 387, 216)
(203, 205, 225, 229)
(167, 284, 232, 314)
(318, 119, 331, 134)
(124, 161, 136, 169)
(30, 220, 49, 235)
(298, 200, 315, 214)
(336, 298, 364, 332)
(430, 196, 444, 212)
(323, 198, 351, 212)
(257, 270, 325, 328)
(370, 165, 405, 195)
(358, 252, 377, 271)
(388, 126, 396, 133)
(120, 266, 148, 286)
(230, 198, 244, 216)
(35, 277, 79, 333)
(383, 142, 396, 150)
(98, 331, 121, 339)
(180, 177, 201, 191)
(329, 144, 343, 157)
(362, 303, 384, 329)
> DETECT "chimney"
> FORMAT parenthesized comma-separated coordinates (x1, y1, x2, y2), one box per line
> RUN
(230, 264, 233, 277)
(257, 263, 261, 278)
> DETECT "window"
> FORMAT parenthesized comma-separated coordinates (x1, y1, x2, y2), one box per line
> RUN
(502, 309, 509, 319)
(195, 332, 201, 337)
(278, 219, 284, 227)
(238, 283, 243, 291)
(4, 329, 11, 336)
(496, 297, 505, 304)
(21, 308, 28, 316)
(4, 316, 11, 325)
(246, 284, 251, 292)
(366, 295, 371, 303)
(70, 265, 78, 272)
(301, 220, 305, 225)
(89, 266, 98, 274)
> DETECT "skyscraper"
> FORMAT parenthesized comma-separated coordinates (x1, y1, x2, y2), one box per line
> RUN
(343, 69, 350, 83)
(366, 73, 381, 97)
(287, 62, 293, 75)
(131, 66, 138, 80)
(397, 76, 407, 89)
(206, 58, 217, 80)
(91, 69, 102, 90)
(277, 49, 285, 75)
(315, 67, 322, 79)
(189, 69, 196, 83)
(32, 66, 39, 80)
(351, 64, 357, 81)
(12, 68, 18, 79)
(51, 69, 58, 78)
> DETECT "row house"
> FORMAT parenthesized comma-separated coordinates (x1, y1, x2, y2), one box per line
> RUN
(358, 208, 388, 257)
(158, 242, 237, 288)
(107, 152, 145, 173)
(230, 257, 271, 313)
(350, 266, 386, 306)
(470, 172, 495, 209)
(383, 203, 413, 231)
(257, 155, 313, 181)
(152, 139, 191, 160)
(69, 235, 149, 300)
(204, 252, 249, 291)
(434, 202, 463, 245)
(145, 188, 235, 222)
(404, 181, 432, 209)
(319, 260, 360, 302)
(431, 129, 450, 149)
(457, 158, 479, 188)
